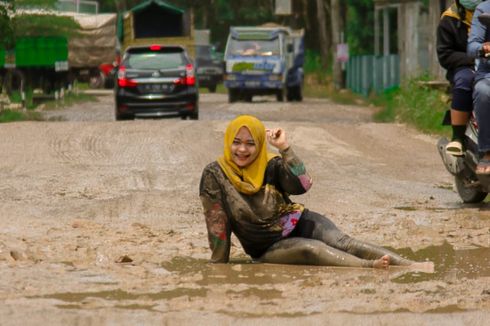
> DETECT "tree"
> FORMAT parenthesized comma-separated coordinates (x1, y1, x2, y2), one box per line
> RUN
(0, 1, 15, 49)
(346, 0, 375, 55)
(330, 0, 347, 89)
(315, 0, 330, 70)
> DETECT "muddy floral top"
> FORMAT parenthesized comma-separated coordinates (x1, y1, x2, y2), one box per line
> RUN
(199, 146, 313, 262)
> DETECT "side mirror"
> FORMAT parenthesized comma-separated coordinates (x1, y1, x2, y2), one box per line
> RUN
(478, 13, 490, 27)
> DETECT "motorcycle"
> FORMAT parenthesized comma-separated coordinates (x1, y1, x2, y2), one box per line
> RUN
(437, 13, 490, 203)
(437, 114, 487, 203)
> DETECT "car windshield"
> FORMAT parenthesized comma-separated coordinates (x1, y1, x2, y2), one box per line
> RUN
(227, 38, 280, 56)
(125, 52, 186, 70)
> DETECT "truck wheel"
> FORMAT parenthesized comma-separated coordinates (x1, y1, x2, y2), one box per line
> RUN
(228, 89, 237, 103)
(89, 72, 105, 89)
(296, 85, 303, 101)
(276, 89, 285, 102)
(287, 87, 295, 101)
(287, 85, 303, 101)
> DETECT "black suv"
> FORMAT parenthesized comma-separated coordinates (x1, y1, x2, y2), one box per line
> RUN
(195, 45, 224, 93)
(115, 45, 199, 120)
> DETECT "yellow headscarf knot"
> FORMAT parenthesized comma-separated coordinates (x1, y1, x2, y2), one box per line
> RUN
(218, 115, 277, 194)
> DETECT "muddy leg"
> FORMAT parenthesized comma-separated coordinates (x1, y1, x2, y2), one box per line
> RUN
(258, 238, 388, 269)
(296, 211, 415, 266)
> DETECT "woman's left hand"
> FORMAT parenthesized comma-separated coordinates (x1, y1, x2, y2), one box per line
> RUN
(266, 128, 289, 151)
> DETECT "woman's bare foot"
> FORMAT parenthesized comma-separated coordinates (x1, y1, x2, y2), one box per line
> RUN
(373, 255, 390, 269)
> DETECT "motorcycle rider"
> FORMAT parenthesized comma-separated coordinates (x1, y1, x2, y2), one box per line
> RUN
(468, 0, 490, 174)
(437, 0, 480, 156)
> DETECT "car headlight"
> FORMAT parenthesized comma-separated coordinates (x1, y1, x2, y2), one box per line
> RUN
(225, 74, 236, 81)
(268, 74, 281, 81)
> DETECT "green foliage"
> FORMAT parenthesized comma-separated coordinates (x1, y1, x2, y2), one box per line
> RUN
(346, 0, 374, 55)
(15, 0, 57, 8)
(373, 77, 449, 135)
(304, 50, 333, 84)
(304, 50, 322, 74)
(0, 1, 15, 49)
(13, 14, 80, 37)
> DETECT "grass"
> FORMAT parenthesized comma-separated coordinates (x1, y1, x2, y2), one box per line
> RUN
(0, 89, 97, 123)
(370, 77, 450, 136)
(0, 109, 43, 122)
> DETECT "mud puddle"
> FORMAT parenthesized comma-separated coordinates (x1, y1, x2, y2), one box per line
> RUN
(392, 241, 490, 283)
(27, 242, 488, 311)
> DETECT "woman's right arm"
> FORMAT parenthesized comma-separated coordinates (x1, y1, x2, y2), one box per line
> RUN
(468, 6, 487, 58)
(199, 167, 231, 263)
(277, 146, 313, 195)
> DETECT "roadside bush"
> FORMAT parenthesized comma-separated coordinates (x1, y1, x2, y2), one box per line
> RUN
(372, 77, 449, 135)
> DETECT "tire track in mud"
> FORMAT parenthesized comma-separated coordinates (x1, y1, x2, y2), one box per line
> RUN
(47, 125, 110, 163)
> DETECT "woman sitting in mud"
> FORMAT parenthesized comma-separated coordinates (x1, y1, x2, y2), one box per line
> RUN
(199, 115, 433, 270)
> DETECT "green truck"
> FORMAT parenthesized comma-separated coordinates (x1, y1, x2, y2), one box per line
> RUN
(0, 36, 69, 96)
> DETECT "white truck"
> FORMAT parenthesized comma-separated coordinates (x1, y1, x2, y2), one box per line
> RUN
(223, 24, 304, 102)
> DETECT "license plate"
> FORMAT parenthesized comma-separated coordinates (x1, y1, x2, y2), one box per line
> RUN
(245, 81, 260, 87)
(140, 84, 173, 93)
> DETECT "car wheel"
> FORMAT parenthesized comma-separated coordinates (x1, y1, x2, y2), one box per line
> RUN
(208, 85, 217, 93)
(190, 112, 199, 120)
(115, 114, 132, 121)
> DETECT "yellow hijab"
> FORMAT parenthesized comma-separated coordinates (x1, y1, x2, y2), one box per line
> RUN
(218, 115, 277, 194)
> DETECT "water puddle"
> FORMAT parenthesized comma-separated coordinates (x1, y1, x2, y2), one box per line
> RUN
(161, 242, 489, 287)
(32, 287, 206, 303)
(390, 241, 490, 283)
(32, 242, 488, 309)
(162, 256, 325, 287)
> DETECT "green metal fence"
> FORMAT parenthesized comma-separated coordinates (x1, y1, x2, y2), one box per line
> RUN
(346, 54, 400, 96)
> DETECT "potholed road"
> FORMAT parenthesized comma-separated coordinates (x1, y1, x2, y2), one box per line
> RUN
(0, 92, 488, 325)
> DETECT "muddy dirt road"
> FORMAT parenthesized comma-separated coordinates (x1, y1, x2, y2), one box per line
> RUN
(1, 93, 489, 325)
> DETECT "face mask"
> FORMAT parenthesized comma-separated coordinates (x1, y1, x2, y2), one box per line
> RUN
(459, 0, 482, 10)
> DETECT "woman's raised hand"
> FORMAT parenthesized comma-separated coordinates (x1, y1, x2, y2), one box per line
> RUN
(266, 128, 289, 151)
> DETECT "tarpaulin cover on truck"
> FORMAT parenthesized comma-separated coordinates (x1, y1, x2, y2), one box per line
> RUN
(117, 0, 186, 41)
(69, 14, 117, 68)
